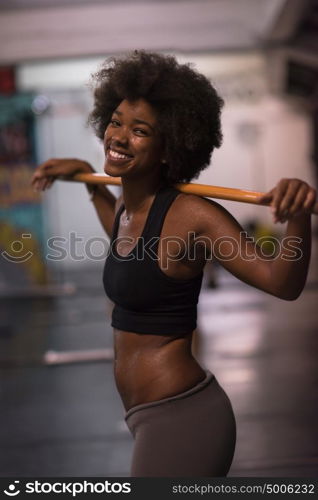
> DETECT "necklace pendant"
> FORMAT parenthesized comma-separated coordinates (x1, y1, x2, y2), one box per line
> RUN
(121, 212, 130, 226)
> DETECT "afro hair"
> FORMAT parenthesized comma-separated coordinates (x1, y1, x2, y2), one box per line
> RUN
(88, 50, 224, 184)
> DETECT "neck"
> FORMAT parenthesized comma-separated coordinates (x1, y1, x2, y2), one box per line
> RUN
(121, 174, 164, 217)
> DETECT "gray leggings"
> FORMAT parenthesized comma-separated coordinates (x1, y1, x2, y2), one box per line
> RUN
(125, 371, 236, 477)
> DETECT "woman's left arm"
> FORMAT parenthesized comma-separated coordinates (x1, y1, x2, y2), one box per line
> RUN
(196, 178, 316, 300)
(257, 178, 316, 299)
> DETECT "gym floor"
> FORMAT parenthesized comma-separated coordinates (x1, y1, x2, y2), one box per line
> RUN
(1, 239, 317, 477)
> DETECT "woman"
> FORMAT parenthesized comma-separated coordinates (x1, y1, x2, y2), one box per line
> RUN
(31, 51, 316, 477)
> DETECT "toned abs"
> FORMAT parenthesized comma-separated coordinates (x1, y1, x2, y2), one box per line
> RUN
(114, 329, 206, 411)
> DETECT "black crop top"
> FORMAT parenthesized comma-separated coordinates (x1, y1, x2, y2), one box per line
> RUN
(103, 185, 203, 335)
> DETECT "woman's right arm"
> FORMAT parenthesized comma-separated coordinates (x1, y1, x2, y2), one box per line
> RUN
(31, 158, 116, 237)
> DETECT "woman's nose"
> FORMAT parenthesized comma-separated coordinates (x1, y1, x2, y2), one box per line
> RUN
(109, 127, 129, 146)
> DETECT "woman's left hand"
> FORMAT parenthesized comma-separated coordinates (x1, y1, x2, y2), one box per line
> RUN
(259, 178, 317, 223)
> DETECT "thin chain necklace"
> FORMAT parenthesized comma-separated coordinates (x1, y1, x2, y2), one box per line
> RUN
(120, 188, 160, 227)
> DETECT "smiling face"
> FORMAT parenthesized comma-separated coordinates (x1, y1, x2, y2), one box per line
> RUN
(104, 98, 164, 180)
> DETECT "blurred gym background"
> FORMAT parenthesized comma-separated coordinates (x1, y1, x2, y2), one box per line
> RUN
(0, 0, 317, 477)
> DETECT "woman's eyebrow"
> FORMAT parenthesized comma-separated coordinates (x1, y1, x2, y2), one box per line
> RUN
(113, 110, 154, 131)
(133, 118, 154, 131)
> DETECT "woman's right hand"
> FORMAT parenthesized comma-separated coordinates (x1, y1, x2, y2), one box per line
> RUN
(31, 158, 95, 192)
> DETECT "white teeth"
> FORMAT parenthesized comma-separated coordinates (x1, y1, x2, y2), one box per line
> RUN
(109, 149, 131, 160)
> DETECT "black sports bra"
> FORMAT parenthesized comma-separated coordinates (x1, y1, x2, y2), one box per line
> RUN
(103, 185, 203, 335)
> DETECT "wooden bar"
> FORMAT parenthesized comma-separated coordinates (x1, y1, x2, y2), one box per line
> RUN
(64, 172, 318, 213)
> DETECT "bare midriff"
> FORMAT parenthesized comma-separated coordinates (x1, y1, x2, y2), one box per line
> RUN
(113, 328, 206, 411)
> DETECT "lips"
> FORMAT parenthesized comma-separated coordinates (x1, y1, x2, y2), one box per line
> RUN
(107, 148, 133, 161)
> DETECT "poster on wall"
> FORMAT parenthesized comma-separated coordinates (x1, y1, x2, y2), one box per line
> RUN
(0, 94, 48, 293)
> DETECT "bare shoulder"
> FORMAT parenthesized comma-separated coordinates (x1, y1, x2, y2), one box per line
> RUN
(173, 192, 233, 233)
(174, 191, 226, 212)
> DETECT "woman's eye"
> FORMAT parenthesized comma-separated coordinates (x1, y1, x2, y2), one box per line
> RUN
(135, 128, 147, 135)
(110, 119, 120, 126)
